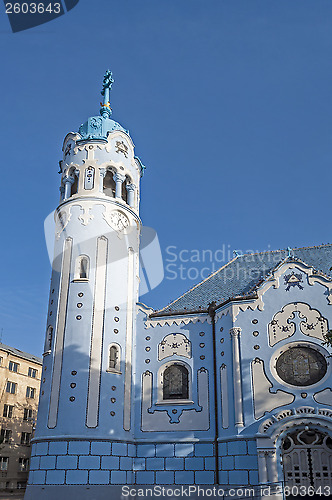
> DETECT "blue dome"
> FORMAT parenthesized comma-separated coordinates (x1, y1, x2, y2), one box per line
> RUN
(78, 115, 128, 142)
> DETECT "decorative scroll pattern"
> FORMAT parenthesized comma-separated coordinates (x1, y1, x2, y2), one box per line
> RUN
(268, 303, 328, 346)
(251, 358, 294, 419)
(158, 334, 191, 360)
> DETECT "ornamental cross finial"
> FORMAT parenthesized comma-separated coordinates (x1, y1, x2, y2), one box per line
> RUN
(287, 247, 294, 258)
(100, 70, 114, 118)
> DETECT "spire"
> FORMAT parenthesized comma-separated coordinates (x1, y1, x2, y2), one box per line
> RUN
(100, 70, 114, 118)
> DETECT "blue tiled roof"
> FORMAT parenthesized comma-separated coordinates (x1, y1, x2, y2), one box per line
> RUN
(157, 244, 332, 315)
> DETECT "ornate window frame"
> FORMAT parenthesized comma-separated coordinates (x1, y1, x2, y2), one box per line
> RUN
(157, 360, 193, 405)
(270, 341, 330, 390)
(43, 325, 53, 355)
(106, 343, 122, 374)
(73, 255, 90, 281)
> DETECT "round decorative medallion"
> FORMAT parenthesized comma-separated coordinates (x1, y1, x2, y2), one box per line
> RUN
(276, 346, 327, 386)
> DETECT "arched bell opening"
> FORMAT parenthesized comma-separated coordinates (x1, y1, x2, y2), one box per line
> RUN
(103, 170, 116, 197)
(281, 427, 332, 496)
(71, 175, 78, 196)
(122, 177, 128, 204)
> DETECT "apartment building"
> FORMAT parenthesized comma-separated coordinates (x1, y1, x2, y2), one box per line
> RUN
(0, 343, 42, 492)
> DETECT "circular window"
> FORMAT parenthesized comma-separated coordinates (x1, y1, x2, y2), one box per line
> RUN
(276, 346, 327, 386)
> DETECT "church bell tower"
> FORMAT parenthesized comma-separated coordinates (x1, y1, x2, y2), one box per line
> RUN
(25, 72, 143, 499)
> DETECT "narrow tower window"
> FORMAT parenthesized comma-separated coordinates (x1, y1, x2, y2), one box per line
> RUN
(84, 167, 95, 190)
(122, 179, 128, 204)
(71, 174, 78, 196)
(103, 170, 116, 197)
(74, 255, 90, 281)
(45, 326, 53, 353)
(163, 364, 189, 400)
(107, 344, 121, 373)
(80, 257, 88, 279)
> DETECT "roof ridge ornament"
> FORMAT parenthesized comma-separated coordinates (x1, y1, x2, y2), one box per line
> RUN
(287, 246, 294, 259)
(100, 70, 114, 118)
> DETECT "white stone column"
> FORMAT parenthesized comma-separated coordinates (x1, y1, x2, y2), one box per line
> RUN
(267, 450, 278, 483)
(113, 172, 126, 199)
(258, 450, 268, 483)
(258, 449, 278, 485)
(63, 176, 75, 200)
(126, 183, 136, 207)
(230, 327, 244, 428)
(99, 168, 106, 193)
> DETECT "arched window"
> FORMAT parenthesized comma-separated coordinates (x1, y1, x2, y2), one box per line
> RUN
(44, 326, 53, 354)
(107, 344, 121, 373)
(163, 364, 189, 400)
(79, 257, 88, 279)
(84, 167, 95, 190)
(103, 170, 116, 197)
(122, 179, 128, 204)
(71, 175, 78, 196)
(74, 255, 89, 281)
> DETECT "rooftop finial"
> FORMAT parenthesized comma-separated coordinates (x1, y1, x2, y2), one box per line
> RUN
(287, 247, 294, 258)
(100, 70, 114, 118)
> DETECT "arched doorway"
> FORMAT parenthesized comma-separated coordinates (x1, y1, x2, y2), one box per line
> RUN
(282, 428, 332, 496)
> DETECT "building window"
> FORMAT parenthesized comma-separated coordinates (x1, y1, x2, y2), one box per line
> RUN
(3, 405, 13, 418)
(0, 357, 3, 366)
(17, 481, 27, 489)
(26, 387, 35, 399)
(45, 326, 53, 352)
(163, 364, 189, 400)
(23, 408, 32, 421)
(75, 255, 89, 281)
(6, 382, 16, 394)
(8, 361, 19, 373)
(18, 458, 29, 472)
(28, 367, 37, 378)
(84, 166, 95, 190)
(107, 344, 121, 373)
(0, 429, 12, 444)
(103, 170, 116, 197)
(276, 346, 327, 387)
(0, 458, 8, 471)
(20, 432, 31, 446)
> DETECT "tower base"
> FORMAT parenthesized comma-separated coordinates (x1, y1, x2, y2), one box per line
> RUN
(24, 484, 284, 500)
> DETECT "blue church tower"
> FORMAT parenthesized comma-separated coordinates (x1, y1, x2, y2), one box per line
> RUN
(26, 73, 332, 499)
(25, 72, 143, 499)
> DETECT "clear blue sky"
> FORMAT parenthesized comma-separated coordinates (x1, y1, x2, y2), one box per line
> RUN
(0, 0, 331, 355)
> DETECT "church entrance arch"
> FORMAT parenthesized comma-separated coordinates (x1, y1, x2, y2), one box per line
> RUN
(282, 427, 332, 496)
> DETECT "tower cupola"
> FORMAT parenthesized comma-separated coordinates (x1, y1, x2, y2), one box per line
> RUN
(59, 70, 144, 210)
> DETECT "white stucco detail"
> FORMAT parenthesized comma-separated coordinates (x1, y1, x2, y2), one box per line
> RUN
(158, 334, 191, 360)
(86, 236, 108, 428)
(48, 237, 72, 429)
(220, 365, 229, 428)
(252, 359, 294, 419)
(269, 302, 328, 346)
(141, 369, 209, 431)
(230, 328, 244, 427)
(314, 388, 332, 406)
(145, 314, 211, 329)
(55, 208, 72, 239)
(123, 247, 135, 431)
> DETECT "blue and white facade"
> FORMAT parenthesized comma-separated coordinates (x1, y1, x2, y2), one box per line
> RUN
(25, 73, 332, 499)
